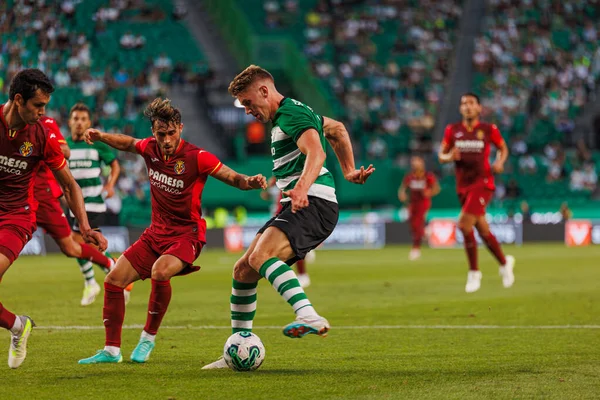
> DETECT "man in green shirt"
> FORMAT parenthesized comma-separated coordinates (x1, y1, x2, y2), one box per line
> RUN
(203, 65, 374, 369)
(66, 103, 131, 305)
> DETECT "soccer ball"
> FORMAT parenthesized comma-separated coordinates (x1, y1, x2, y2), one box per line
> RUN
(223, 332, 266, 372)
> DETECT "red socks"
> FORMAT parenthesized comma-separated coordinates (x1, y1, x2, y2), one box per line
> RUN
(296, 260, 306, 275)
(80, 243, 112, 271)
(144, 280, 172, 335)
(481, 233, 507, 265)
(103, 282, 125, 347)
(463, 230, 478, 271)
(0, 301, 16, 330)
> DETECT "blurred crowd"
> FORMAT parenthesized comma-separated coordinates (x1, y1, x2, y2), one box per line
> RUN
(260, 0, 462, 162)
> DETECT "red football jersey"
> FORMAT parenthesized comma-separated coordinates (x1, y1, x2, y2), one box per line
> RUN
(34, 116, 67, 200)
(402, 171, 437, 205)
(135, 137, 222, 241)
(0, 104, 66, 221)
(442, 122, 505, 192)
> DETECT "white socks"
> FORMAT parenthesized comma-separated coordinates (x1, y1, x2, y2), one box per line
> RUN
(141, 330, 156, 343)
(10, 316, 23, 335)
(104, 346, 120, 356)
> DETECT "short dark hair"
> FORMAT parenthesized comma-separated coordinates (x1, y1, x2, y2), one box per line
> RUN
(144, 97, 182, 127)
(228, 65, 274, 97)
(69, 102, 92, 118)
(461, 92, 480, 104)
(9, 68, 54, 102)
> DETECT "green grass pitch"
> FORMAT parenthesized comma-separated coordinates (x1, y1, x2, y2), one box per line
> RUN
(0, 244, 598, 399)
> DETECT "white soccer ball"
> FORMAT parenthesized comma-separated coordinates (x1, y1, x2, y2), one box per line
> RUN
(223, 331, 266, 372)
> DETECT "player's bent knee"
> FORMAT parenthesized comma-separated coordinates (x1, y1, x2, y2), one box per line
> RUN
(151, 266, 171, 281)
(233, 260, 259, 282)
(60, 240, 80, 258)
(247, 251, 268, 272)
(104, 270, 127, 288)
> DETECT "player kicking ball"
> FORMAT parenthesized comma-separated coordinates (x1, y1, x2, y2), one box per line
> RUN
(203, 65, 374, 370)
(438, 93, 515, 293)
(398, 156, 440, 260)
(0, 69, 107, 369)
(78, 98, 267, 365)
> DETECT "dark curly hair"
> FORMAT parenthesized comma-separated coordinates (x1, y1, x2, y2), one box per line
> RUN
(143, 97, 181, 128)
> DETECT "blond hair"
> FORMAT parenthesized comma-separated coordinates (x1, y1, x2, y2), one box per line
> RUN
(143, 97, 181, 127)
(228, 65, 274, 97)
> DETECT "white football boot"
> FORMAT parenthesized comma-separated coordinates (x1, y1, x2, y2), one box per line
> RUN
(465, 270, 482, 293)
(499, 255, 515, 288)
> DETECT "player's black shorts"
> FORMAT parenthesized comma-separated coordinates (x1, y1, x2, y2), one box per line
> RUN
(68, 211, 105, 233)
(258, 195, 338, 264)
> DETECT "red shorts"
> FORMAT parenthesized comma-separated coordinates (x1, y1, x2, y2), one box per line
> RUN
(458, 188, 494, 216)
(409, 201, 431, 219)
(0, 218, 35, 265)
(36, 196, 71, 240)
(123, 230, 204, 280)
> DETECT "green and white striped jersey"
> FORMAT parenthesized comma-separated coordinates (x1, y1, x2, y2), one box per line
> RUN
(65, 137, 116, 214)
(271, 98, 336, 204)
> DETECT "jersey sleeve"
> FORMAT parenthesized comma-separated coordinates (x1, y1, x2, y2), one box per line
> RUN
(98, 142, 117, 164)
(402, 173, 410, 187)
(427, 172, 438, 188)
(197, 150, 222, 176)
(441, 125, 454, 148)
(135, 137, 153, 155)
(279, 107, 320, 142)
(490, 124, 505, 147)
(44, 118, 67, 144)
(43, 130, 67, 171)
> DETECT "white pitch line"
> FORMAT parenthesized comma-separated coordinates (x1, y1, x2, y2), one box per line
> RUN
(37, 325, 600, 330)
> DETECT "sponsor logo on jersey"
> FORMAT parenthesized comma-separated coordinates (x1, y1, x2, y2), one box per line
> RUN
(19, 141, 34, 157)
(174, 160, 185, 175)
(409, 180, 427, 190)
(149, 168, 184, 188)
(455, 140, 484, 152)
(476, 129, 485, 140)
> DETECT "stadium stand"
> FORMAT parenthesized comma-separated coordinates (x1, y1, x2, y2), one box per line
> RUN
(470, 0, 600, 212)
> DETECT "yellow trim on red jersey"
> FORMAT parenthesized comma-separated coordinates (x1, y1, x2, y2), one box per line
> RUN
(209, 162, 222, 175)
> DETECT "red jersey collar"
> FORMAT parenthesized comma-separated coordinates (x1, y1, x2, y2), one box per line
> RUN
(161, 138, 185, 161)
(461, 121, 480, 132)
(0, 104, 30, 139)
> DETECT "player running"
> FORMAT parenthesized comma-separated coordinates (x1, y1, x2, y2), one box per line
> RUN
(398, 155, 440, 261)
(78, 98, 267, 365)
(34, 115, 122, 306)
(203, 65, 374, 370)
(261, 176, 312, 287)
(438, 93, 515, 293)
(0, 69, 107, 369)
(65, 103, 133, 305)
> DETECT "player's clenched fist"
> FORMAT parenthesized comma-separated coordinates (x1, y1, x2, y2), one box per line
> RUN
(82, 229, 108, 252)
(83, 128, 103, 145)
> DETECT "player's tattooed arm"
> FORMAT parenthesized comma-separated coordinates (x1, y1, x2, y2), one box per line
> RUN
(212, 164, 267, 191)
(323, 116, 374, 184)
(53, 165, 108, 251)
(83, 128, 140, 153)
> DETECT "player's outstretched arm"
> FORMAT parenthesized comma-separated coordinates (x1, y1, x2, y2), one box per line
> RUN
(212, 164, 267, 191)
(84, 128, 140, 153)
(323, 116, 374, 184)
(53, 165, 108, 251)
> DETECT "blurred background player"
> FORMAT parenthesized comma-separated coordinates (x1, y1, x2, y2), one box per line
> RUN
(65, 103, 132, 305)
(438, 93, 515, 293)
(34, 115, 119, 306)
(398, 156, 440, 261)
(0, 69, 107, 369)
(261, 176, 312, 287)
(78, 98, 266, 365)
